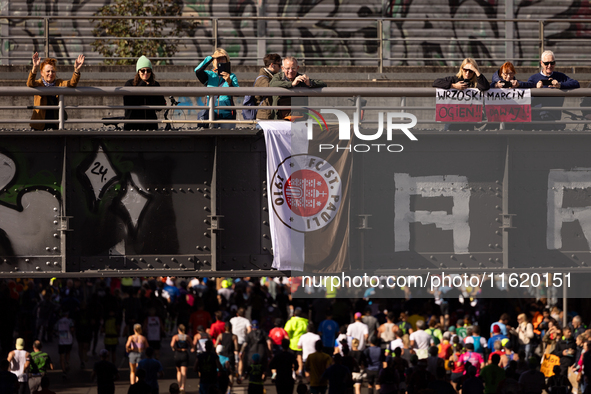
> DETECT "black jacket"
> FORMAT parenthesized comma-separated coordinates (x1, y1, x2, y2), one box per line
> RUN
(432, 74, 490, 91)
(123, 79, 166, 131)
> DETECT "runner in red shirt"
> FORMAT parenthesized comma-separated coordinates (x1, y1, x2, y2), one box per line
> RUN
(209, 311, 226, 345)
(189, 303, 211, 337)
(268, 318, 289, 356)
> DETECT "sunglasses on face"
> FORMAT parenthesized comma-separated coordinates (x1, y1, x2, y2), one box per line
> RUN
(463, 69, 474, 73)
(139, 69, 152, 74)
(542, 61, 556, 66)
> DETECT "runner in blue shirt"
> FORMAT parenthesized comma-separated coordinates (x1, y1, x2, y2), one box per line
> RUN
(319, 311, 340, 355)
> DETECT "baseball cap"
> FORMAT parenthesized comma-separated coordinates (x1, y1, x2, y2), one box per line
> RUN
(354, 312, 362, 319)
(15, 338, 24, 350)
(252, 320, 259, 329)
(492, 325, 501, 334)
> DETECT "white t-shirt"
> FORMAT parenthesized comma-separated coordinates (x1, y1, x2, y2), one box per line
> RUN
(230, 316, 251, 345)
(409, 329, 432, 350)
(347, 321, 369, 350)
(390, 338, 404, 352)
(298, 332, 321, 361)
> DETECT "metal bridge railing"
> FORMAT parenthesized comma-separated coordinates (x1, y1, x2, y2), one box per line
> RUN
(1, 86, 591, 132)
(2, 16, 591, 68)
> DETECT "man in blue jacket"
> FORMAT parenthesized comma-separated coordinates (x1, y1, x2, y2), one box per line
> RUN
(527, 50, 580, 90)
(527, 50, 579, 130)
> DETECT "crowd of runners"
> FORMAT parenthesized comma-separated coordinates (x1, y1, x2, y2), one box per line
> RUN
(0, 276, 588, 394)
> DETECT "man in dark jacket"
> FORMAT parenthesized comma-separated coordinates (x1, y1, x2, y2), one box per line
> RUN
(269, 56, 327, 120)
(553, 326, 576, 376)
(255, 53, 281, 120)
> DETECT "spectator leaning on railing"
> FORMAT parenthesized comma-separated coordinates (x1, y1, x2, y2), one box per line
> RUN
(491, 61, 534, 89)
(432, 57, 490, 91)
(269, 56, 327, 120)
(26, 52, 85, 130)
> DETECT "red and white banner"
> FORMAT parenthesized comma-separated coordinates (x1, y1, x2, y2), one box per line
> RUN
(436, 88, 484, 122)
(261, 120, 351, 273)
(484, 89, 531, 122)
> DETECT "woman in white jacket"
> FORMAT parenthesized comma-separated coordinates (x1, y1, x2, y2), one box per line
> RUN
(511, 313, 535, 359)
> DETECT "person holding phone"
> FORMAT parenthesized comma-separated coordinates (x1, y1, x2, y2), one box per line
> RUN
(526, 50, 579, 130)
(432, 58, 490, 91)
(194, 48, 239, 128)
(527, 50, 579, 90)
(491, 62, 534, 89)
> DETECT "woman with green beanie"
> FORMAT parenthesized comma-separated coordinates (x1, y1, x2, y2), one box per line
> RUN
(123, 55, 166, 130)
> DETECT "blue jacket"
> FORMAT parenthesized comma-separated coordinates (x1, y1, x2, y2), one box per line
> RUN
(491, 70, 535, 89)
(527, 71, 580, 89)
(194, 56, 240, 118)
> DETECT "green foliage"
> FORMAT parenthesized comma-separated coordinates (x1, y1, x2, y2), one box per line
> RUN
(91, 0, 199, 65)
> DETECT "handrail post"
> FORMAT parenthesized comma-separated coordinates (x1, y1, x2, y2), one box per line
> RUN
(44, 18, 49, 59)
(209, 95, 215, 129)
(58, 95, 65, 130)
(539, 20, 545, 58)
(213, 18, 218, 50)
(355, 95, 362, 128)
(378, 19, 383, 74)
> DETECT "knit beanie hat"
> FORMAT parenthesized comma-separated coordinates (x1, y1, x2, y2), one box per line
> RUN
(136, 55, 152, 72)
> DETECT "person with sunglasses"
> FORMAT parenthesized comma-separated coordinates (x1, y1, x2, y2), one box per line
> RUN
(527, 50, 579, 90)
(491, 61, 534, 89)
(433, 58, 490, 91)
(526, 50, 579, 130)
(194, 48, 239, 128)
(123, 55, 166, 131)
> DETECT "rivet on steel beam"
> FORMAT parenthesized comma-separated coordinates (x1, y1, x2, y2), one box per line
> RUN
(163, 264, 169, 268)
(449, 255, 454, 259)
(53, 233, 59, 238)
(53, 220, 58, 225)
(204, 181, 208, 185)
(147, 264, 153, 268)
(53, 262, 59, 266)
(14, 267, 18, 271)
(180, 263, 186, 268)
(495, 205, 500, 209)
(147, 188, 151, 191)
(263, 247, 268, 251)
(53, 247, 58, 251)
(140, 258, 146, 263)
(204, 233, 209, 237)
(36, 266, 40, 271)
(46, 261, 51, 266)
(188, 257, 194, 262)
(430, 255, 434, 259)
(263, 234, 269, 239)
(171, 258, 176, 261)
(489, 258, 493, 262)
(479, 263, 484, 267)
(46, 247, 51, 251)
(469, 255, 475, 260)
(263, 207, 268, 212)
(495, 244, 500, 248)
(263, 193, 267, 197)
(495, 258, 500, 262)
(53, 208, 58, 211)
(488, 244, 493, 248)
(25, 259, 30, 263)
(495, 231, 501, 235)
(263, 221, 268, 225)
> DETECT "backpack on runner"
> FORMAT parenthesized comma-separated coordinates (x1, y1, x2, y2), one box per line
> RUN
(242, 75, 269, 120)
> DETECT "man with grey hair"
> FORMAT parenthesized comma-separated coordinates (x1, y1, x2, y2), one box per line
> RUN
(409, 320, 432, 359)
(526, 50, 579, 130)
(527, 50, 579, 90)
(269, 56, 326, 120)
(569, 315, 586, 340)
